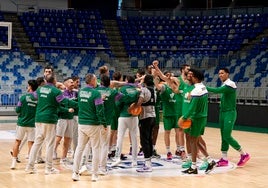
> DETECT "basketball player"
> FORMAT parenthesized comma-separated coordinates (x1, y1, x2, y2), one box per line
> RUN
(179, 69, 216, 174)
(206, 68, 250, 169)
(10, 80, 38, 169)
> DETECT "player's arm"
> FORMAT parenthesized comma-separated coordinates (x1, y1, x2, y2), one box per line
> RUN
(153, 75, 164, 91)
(95, 93, 107, 127)
(152, 60, 170, 83)
(207, 85, 230, 94)
(56, 82, 65, 90)
(135, 75, 145, 83)
(167, 77, 180, 94)
(110, 80, 127, 88)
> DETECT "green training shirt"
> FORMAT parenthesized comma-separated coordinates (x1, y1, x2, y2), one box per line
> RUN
(35, 83, 76, 124)
(183, 82, 208, 119)
(96, 86, 122, 125)
(207, 78, 237, 112)
(182, 83, 195, 115)
(78, 85, 107, 126)
(16, 92, 37, 127)
(160, 84, 180, 117)
(117, 84, 140, 117)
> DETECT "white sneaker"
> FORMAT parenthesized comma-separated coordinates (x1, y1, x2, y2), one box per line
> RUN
(45, 167, 59, 175)
(10, 150, 21, 163)
(10, 158, 17, 170)
(35, 158, 45, 164)
(98, 169, 108, 175)
(79, 165, 89, 175)
(131, 160, 138, 167)
(136, 165, 152, 172)
(72, 172, 80, 181)
(91, 174, 98, 182)
(60, 158, 66, 164)
(25, 166, 37, 174)
(60, 158, 73, 165)
(110, 158, 121, 167)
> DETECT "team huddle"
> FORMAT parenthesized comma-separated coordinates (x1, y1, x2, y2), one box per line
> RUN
(9, 61, 250, 182)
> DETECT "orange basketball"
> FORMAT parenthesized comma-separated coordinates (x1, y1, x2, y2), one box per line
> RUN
(128, 103, 142, 116)
(178, 117, 192, 129)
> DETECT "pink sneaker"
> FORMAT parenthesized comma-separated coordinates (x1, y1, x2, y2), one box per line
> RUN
(237, 153, 250, 167)
(216, 158, 229, 167)
(167, 152, 172, 160)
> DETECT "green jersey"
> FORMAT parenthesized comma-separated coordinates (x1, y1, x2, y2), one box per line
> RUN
(207, 78, 236, 112)
(183, 83, 208, 119)
(176, 76, 185, 116)
(78, 85, 107, 126)
(160, 84, 180, 117)
(117, 84, 140, 117)
(58, 105, 74, 120)
(58, 89, 78, 119)
(96, 86, 122, 125)
(35, 83, 76, 124)
(113, 87, 121, 118)
(178, 76, 186, 99)
(182, 83, 195, 114)
(16, 92, 37, 127)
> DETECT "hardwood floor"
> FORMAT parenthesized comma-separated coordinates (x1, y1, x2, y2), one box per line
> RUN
(0, 117, 267, 188)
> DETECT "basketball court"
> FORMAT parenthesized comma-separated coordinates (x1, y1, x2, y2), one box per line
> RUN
(0, 115, 267, 187)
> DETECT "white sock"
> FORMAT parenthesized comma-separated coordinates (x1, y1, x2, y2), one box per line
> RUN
(191, 162, 197, 169)
(222, 152, 228, 160)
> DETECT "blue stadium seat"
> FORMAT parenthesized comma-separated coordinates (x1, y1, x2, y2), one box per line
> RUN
(1, 94, 9, 105)
(9, 94, 19, 106)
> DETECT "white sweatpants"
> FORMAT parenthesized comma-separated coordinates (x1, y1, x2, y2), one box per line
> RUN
(27, 123, 56, 171)
(73, 124, 102, 175)
(116, 117, 139, 161)
(99, 125, 111, 170)
(72, 116, 78, 152)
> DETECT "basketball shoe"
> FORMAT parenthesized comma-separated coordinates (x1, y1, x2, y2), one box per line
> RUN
(216, 158, 229, 167)
(205, 160, 216, 174)
(237, 153, 250, 167)
(136, 165, 152, 172)
(182, 159, 192, 168)
(167, 152, 172, 160)
(182, 167, 198, 174)
(152, 149, 161, 159)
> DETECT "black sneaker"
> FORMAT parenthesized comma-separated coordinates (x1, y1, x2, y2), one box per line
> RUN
(138, 148, 144, 156)
(175, 150, 181, 156)
(35, 158, 45, 164)
(182, 167, 198, 174)
(10, 150, 21, 163)
(120, 154, 127, 160)
(129, 147, 132, 155)
(205, 160, 216, 174)
(152, 149, 161, 159)
(108, 150, 115, 159)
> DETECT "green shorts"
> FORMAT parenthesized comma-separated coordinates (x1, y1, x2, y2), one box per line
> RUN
(111, 115, 119, 131)
(163, 115, 179, 131)
(189, 117, 206, 137)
